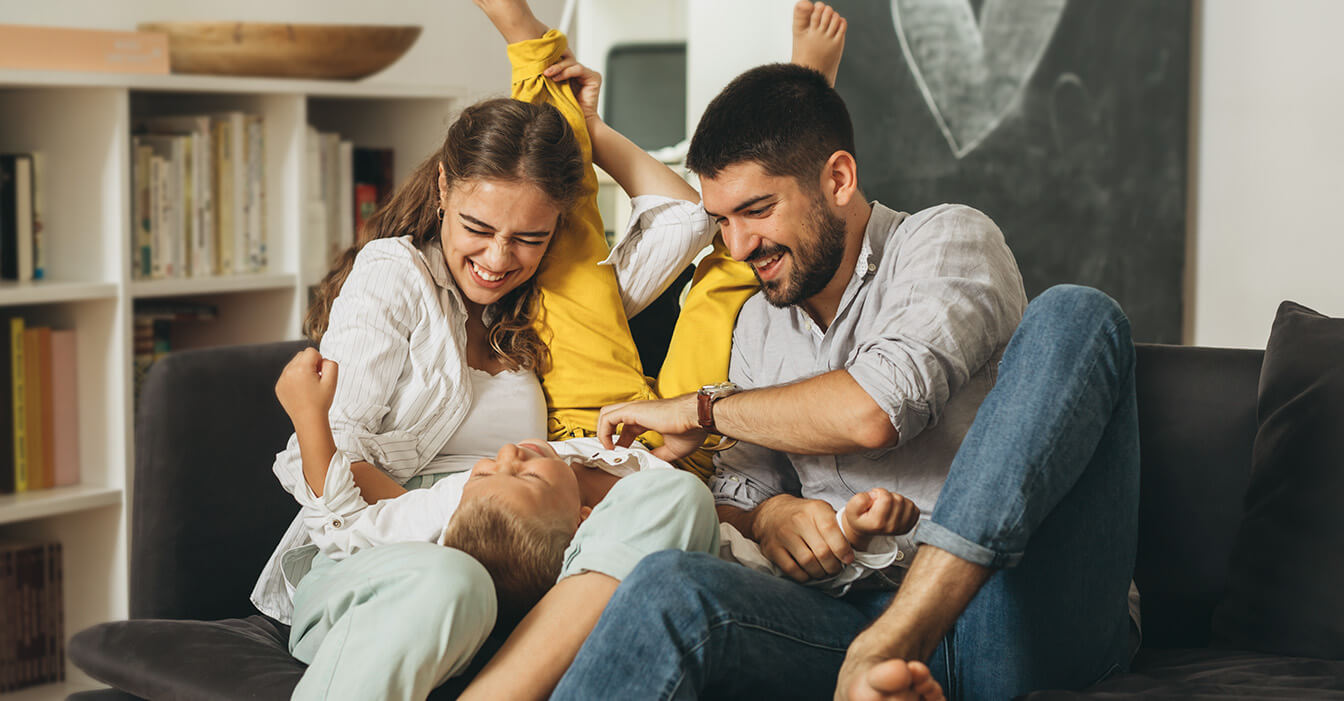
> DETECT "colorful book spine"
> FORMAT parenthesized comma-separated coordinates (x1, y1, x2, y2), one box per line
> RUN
(21, 328, 45, 491)
(31, 152, 46, 280)
(0, 317, 11, 495)
(10, 317, 26, 492)
(49, 330, 78, 487)
(35, 327, 53, 489)
(215, 119, 235, 275)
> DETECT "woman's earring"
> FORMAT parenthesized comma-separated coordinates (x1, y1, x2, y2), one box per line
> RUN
(436, 206, 445, 221)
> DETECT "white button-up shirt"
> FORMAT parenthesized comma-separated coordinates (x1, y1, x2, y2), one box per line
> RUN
(252, 195, 714, 623)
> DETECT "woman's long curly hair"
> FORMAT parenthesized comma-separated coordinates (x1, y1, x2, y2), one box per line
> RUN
(304, 98, 585, 372)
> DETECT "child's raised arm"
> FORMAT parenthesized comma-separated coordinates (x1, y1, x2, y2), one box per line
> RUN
(275, 348, 340, 495)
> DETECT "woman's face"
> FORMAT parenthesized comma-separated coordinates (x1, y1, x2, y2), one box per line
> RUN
(438, 168, 560, 310)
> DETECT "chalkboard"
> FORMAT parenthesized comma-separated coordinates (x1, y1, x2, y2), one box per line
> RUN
(832, 0, 1192, 343)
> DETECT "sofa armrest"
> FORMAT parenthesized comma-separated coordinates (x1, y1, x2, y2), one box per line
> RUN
(131, 340, 311, 620)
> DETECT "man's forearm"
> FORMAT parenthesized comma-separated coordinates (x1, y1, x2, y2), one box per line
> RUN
(715, 370, 898, 455)
(716, 503, 758, 540)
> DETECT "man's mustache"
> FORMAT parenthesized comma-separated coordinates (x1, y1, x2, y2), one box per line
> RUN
(745, 243, 790, 265)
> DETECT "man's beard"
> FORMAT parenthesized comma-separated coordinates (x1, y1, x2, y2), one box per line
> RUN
(751, 197, 848, 308)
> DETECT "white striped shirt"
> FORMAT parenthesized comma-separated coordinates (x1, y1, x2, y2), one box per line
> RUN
(251, 195, 714, 623)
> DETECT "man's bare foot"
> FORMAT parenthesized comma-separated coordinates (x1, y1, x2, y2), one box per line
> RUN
(844, 659, 944, 701)
(791, 0, 847, 87)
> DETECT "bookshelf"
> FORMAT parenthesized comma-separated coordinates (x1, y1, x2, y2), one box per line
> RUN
(0, 68, 462, 696)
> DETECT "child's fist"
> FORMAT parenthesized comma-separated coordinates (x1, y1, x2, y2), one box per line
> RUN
(275, 348, 338, 425)
(843, 488, 921, 547)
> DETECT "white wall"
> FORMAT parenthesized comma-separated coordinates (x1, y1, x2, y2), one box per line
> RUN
(575, 0, 687, 116)
(0, 0, 566, 98)
(1190, 0, 1344, 348)
(686, 0, 793, 133)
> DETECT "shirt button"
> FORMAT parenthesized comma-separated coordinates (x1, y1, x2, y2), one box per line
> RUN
(895, 550, 905, 562)
(867, 263, 877, 273)
(331, 518, 343, 528)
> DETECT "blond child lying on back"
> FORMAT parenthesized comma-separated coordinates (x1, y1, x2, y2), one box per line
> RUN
(276, 349, 920, 625)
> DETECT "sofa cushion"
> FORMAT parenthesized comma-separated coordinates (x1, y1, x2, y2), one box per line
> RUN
(1021, 648, 1344, 699)
(1211, 301, 1344, 659)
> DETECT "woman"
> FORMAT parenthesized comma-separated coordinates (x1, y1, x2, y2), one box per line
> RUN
(248, 3, 744, 699)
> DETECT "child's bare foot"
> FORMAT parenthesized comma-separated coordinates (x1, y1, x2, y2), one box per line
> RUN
(841, 488, 920, 550)
(791, 0, 847, 87)
(855, 659, 945, 701)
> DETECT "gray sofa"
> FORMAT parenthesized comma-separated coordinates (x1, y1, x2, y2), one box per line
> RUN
(67, 341, 1344, 699)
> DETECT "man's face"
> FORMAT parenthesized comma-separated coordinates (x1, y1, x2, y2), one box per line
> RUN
(701, 161, 847, 308)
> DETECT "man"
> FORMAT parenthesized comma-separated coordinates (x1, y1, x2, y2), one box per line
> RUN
(550, 60, 1142, 701)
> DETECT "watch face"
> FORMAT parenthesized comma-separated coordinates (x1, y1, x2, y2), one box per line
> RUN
(700, 382, 739, 399)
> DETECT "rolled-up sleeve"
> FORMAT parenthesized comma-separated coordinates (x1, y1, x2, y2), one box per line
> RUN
(271, 242, 426, 502)
(845, 205, 1026, 443)
(600, 195, 715, 318)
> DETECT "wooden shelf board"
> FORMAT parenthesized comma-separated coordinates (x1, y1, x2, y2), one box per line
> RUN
(0, 485, 122, 526)
(0, 68, 463, 100)
(0, 280, 119, 308)
(130, 272, 297, 299)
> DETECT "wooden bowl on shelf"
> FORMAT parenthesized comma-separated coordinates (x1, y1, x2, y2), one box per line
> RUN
(136, 22, 422, 80)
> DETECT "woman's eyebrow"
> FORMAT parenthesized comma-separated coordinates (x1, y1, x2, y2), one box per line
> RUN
(458, 213, 496, 230)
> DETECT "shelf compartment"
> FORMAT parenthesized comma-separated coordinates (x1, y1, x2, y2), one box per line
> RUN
(0, 484, 122, 526)
(130, 272, 296, 299)
(0, 280, 119, 307)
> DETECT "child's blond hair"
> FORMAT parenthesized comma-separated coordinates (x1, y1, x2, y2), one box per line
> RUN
(440, 496, 574, 627)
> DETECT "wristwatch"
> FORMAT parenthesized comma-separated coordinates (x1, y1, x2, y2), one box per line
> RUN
(697, 382, 740, 434)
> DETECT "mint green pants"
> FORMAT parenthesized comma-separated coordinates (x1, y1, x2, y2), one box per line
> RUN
(287, 468, 718, 700)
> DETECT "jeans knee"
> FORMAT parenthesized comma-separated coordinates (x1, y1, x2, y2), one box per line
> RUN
(1032, 285, 1130, 338)
(623, 551, 720, 604)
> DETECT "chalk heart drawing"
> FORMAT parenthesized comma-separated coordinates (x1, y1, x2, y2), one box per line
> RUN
(892, 0, 1067, 157)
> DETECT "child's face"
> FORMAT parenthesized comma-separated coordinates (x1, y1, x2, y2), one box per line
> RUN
(460, 441, 584, 529)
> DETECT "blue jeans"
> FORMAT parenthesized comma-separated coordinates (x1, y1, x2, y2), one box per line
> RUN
(551, 285, 1141, 701)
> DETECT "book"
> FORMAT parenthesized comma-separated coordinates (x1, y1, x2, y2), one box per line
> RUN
(213, 119, 234, 275)
(10, 317, 26, 492)
(132, 142, 153, 279)
(354, 183, 379, 241)
(138, 116, 216, 278)
(0, 542, 62, 691)
(247, 114, 267, 272)
(21, 328, 46, 491)
(338, 140, 354, 255)
(210, 112, 247, 275)
(0, 24, 168, 75)
(353, 147, 395, 208)
(30, 152, 45, 280)
(13, 155, 33, 281)
(35, 328, 53, 489)
(0, 318, 11, 495)
(49, 330, 78, 487)
(0, 154, 34, 281)
(138, 135, 188, 279)
(1, 547, 13, 690)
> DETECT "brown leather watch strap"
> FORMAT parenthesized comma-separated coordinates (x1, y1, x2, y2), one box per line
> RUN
(697, 390, 718, 433)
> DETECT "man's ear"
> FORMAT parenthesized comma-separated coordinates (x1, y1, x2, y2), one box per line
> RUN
(820, 150, 860, 207)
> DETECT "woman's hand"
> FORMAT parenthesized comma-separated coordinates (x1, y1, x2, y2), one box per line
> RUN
(276, 348, 339, 428)
(544, 57, 602, 123)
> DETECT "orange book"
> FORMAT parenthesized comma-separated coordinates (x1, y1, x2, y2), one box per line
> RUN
(0, 24, 168, 75)
(22, 328, 46, 491)
(36, 328, 54, 489)
(49, 330, 78, 487)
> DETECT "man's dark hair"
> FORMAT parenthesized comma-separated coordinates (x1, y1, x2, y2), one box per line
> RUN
(687, 63, 856, 187)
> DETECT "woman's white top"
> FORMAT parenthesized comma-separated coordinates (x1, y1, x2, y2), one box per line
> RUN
(252, 195, 715, 623)
(428, 367, 547, 472)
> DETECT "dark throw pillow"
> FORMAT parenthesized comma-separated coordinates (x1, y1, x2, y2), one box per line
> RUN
(1211, 301, 1344, 659)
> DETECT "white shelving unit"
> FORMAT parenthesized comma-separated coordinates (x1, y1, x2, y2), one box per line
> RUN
(0, 68, 462, 697)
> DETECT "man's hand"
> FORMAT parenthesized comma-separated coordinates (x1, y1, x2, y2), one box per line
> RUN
(276, 348, 338, 428)
(596, 393, 707, 462)
(753, 494, 855, 581)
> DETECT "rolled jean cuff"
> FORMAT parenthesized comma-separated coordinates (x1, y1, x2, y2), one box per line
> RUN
(913, 520, 1023, 569)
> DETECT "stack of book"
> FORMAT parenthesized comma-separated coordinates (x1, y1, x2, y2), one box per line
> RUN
(131, 112, 268, 280)
(0, 153, 48, 283)
(306, 128, 393, 271)
(0, 541, 64, 692)
(0, 320, 78, 496)
(131, 302, 217, 406)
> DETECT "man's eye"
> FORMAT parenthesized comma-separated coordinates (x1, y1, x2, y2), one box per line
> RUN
(747, 204, 774, 217)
